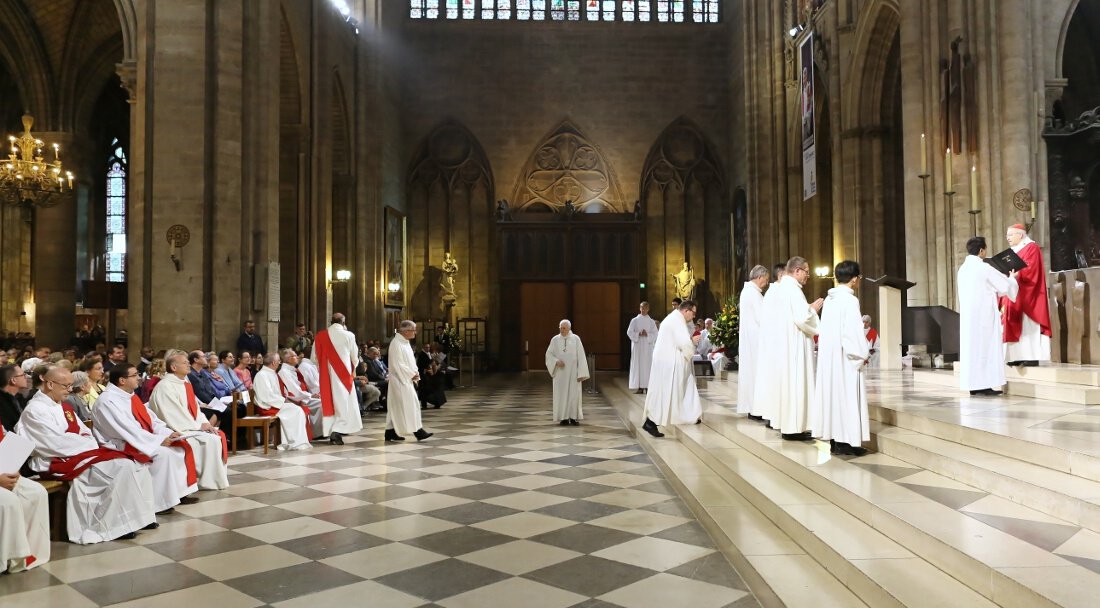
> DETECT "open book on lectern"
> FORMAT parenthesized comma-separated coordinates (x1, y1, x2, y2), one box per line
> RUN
(983, 248, 1027, 276)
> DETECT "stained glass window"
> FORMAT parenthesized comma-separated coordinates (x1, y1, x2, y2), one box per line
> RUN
(409, 0, 715, 21)
(586, 0, 599, 20)
(105, 138, 126, 283)
(567, 0, 581, 20)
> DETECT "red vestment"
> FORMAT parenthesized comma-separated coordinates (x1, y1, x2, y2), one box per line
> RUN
(1000, 240, 1051, 343)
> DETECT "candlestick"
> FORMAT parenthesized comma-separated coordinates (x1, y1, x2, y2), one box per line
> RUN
(945, 148, 954, 193)
(1031, 200, 1037, 220)
(970, 165, 978, 212)
(920, 133, 928, 176)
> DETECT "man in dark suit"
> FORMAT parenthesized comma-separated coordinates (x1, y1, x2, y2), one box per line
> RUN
(0, 364, 27, 431)
(363, 347, 388, 404)
(415, 342, 446, 409)
(236, 320, 266, 356)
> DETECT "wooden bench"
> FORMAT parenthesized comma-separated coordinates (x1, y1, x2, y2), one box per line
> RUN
(229, 390, 280, 454)
(37, 479, 69, 542)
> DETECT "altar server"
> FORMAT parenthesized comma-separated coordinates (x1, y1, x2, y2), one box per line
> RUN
(642, 300, 703, 437)
(0, 402, 48, 571)
(749, 263, 788, 423)
(385, 321, 433, 442)
(547, 320, 590, 425)
(958, 236, 1019, 395)
(736, 265, 769, 414)
(626, 302, 658, 394)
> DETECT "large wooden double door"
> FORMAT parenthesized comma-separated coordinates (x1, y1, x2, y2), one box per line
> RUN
(521, 282, 621, 371)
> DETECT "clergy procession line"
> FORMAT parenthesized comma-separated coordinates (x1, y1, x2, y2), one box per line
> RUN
(0, 312, 447, 575)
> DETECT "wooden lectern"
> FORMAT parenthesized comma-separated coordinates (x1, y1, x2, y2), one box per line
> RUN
(864, 276, 916, 370)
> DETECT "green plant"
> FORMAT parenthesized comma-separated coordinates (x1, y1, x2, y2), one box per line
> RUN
(708, 295, 739, 354)
(438, 323, 462, 354)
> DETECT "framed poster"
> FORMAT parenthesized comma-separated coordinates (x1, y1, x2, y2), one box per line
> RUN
(799, 31, 817, 201)
(384, 206, 406, 308)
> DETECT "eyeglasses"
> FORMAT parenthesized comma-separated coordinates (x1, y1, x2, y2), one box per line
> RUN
(124, 373, 140, 379)
(48, 380, 74, 390)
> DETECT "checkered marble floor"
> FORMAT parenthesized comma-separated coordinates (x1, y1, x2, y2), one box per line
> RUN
(2, 375, 758, 608)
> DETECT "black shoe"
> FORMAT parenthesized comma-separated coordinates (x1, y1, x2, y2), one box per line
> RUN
(117, 532, 138, 540)
(696, 418, 702, 424)
(156, 507, 175, 515)
(748, 414, 763, 421)
(1006, 360, 1023, 367)
(142, 521, 160, 530)
(850, 446, 869, 457)
(569, 419, 579, 426)
(434, 404, 442, 409)
(414, 428, 433, 441)
(385, 429, 405, 442)
(330, 432, 344, 446)
(830, 441, 849, 455)
(782, 431, 813, 441)
(635, 389, 644, 394)
(560, 420, 570, 426)
(642, 418, 664, 438)
(180, 495, 199, 505)
(1020, 360, 1039, 367)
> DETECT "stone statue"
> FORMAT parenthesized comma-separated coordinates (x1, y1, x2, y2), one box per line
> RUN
(496, 199, 511, 221)
(440, 252, 458, 302)
(633, 200, 642, 221)
(672, 262, 697, 301)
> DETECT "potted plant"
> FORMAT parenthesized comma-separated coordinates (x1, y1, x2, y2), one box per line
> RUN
(708, 295, 739, 370)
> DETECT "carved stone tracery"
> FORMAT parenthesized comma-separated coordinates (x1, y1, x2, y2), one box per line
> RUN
(511, 121, 626, 213)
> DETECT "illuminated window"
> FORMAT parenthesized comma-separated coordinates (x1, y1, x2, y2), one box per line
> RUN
(409, 0, 716, 21)
(105, 139, 126, 283)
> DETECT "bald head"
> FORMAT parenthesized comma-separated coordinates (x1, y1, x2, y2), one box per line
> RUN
(41, 366, 73, 402)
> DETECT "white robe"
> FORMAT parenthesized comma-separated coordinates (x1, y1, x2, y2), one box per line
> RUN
(148, 375, 229, 489)
(1004, 237, 1051, 362)
(15, 392, 156, 544)
(386, 334, 423, 436)
(279, 364, 324, 438)
(865, 327, 880, 368)
(298, 358, 321, 394)
(253, 367, 313, 450)
(546, 332, 590, 421)
(626, 315, 658, 389)
(753, 275, 819, 434)
(810, 286, 870, 445)
(750, 282, 783, 420)
(92, 383, 195, 512)
(643, 310, 702, 426)
(0, 430, 49, 573)
(737, 281, 764, 414)
(311, 323, 365, 436)
(958, 255, 1019, 391)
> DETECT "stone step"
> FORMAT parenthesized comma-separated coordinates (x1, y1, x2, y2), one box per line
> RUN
(910, 369, 1100, 405)
(1006, 365, 1100, 387)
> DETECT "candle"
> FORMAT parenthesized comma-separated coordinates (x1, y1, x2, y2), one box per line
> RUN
(945, 148, 953, 193)
(920, 133, 927, 175)
(970, 165, 978, 211)
(1032, 200, 1037, 220)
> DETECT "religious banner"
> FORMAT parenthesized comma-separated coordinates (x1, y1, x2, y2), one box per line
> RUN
(799, 33, 817, 201)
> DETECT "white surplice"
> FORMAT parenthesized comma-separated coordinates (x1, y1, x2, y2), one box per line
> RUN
(311, 323, 364, 436)
(1004, 237, 1051, 362)
(810, 286, 871, 446)
(386, 334, 423, 437)
(148, 375, 229, 489)
(0, 426, 49, 573)
(626, 314, 658, 390)
(958, 255, 1019, 391)
(15, 392, 156, 544)
(750, 282, 783, 421)
(92, 384, 195, 512)
(279, 364, 324, 438)
(736, 281, 764, 414)
(252, 367, 313, 450)
(753, 275, 819, 434)
(298, 358, 320, 394)
(546, 332, 590, 421)
(643, 309, 702, 426)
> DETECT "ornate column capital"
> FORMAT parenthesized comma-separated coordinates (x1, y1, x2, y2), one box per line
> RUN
(116, 60, 138, 104)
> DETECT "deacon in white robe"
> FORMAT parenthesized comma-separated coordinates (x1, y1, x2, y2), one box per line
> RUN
(546, 320, 590, 424)
(278, 351, 325, 438)
(626, 303, 658, 393)
(749, 264, 787, 422)
(810, 263, 871, 455)
(958, 237, 1019, 394)
(148, 354, 229, 490)
(0, 425, 49, 572)
(93, 371, 196, 513)
(753, 258, 822, 438)
(386, 322, 432, 441)
(642, 302, 703, 437)
(16, 368, 156, 544)
(253, 354, 313, 450)
(736, 266, 769, 414)
(311, 314, 365, 443)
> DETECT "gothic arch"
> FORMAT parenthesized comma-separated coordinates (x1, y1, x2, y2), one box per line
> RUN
(0, 0, 55, 125)
(641, 117, 728, 312)
(1058, 0, 1100, 119)
(62, 0, 125, 132)
(510, 120, 627, 213)
(278, 9, 306, 333)
(407, 121, 495, 325)
(330, 71, 354, 315)
(1057, 0, 1083, 79)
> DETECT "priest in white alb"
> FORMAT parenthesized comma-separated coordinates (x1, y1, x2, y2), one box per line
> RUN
(810, 261, 871, 456)
(278, 350, 324, 438)
(311, 313, 364, 445)
(546, 320, 590, 426)
(149, 351, 229, 490)
(958, 236, 1019, 395)
(642, 300, 702, 437)
(626, 302, 658, 394)
(0, 409, 49, 572)
(736, 265, 769, 414)
(749, 263, 787, 423)
(753, 257, 822, 439)
(252, 352, 313, 450)
(385, 321, 433, 442)
(92, 363, 197, 513)
(16, 367, 156, 544)
(1002, 224, 1051, 366)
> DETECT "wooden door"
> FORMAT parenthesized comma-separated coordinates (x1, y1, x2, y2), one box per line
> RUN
(572, 282, 621, 370)
(520, 283, 568, 370)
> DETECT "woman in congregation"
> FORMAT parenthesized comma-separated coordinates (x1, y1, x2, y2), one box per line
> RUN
(138, 359, 165, 402)
(233, 351, 255, 390)
(66, 371, 95, 421)
(217, 351, 248, 394)
(77, 358, 105, 408)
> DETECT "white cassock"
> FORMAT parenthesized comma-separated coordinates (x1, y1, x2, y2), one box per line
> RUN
(148, 375, 230, 490)
(546, 332, 590, 421)
(252, 367, 313, 450)
(810, 286, 871, 445)
(298, 358, 321, 394)
(386, 334, 423, 436)
(627, 315, 658, 390)
(0, 428, 49, 573)
(958, 255, 1019, 391)
(750, 281, 784, 421)
(311, 323, 364, 436)
(644, 310, 702, 426)
(753, 275, 819, 434)
(736, 281, 764, 414)
(92, 383, 196, 512)
(15, 392, 156, 544)
(865, 328, 880, 368)
(279, 364, 324, 438)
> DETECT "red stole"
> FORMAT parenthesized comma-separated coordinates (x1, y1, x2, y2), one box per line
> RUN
(865, 328, 879, 346)
(129, 394, 197, 487)
(183, 382, 200, 419)
(1001, 240, 1052, 342)
(42, 403, 149, 481)
(265, 374, 313, 441)
(314, 330, 352, 418)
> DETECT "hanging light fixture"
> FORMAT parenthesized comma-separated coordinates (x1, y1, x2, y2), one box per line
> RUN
(0, 113, 74, 208)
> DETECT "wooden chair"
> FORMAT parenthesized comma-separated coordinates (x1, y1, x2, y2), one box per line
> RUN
(229, 390, 280, 455)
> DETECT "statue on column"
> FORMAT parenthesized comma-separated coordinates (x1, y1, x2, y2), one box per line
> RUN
(672, 262, 697, 301)
(440, 252, 459, 314)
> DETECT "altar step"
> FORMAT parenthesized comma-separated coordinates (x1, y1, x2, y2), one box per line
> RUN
(911, 368, 1100, 405)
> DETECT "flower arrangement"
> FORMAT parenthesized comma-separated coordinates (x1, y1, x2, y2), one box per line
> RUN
(438, 323, 462, 354)
(708, 295, 739, 368)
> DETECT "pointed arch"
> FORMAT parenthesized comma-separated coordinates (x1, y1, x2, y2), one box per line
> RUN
(0, 0, 55, 124)
(278, 8, 306, 334)
(511, 120, 627, 213)
(331, 70, 354, 315)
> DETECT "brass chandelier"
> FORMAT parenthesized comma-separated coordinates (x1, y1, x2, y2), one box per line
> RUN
(0, 113, 74, 208)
